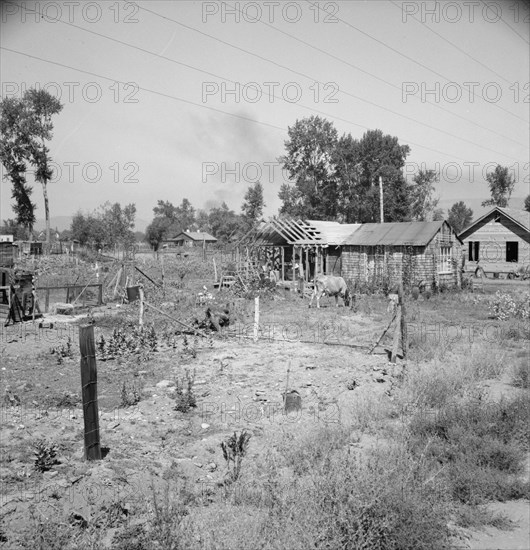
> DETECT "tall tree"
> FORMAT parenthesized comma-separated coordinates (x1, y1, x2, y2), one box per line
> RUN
(447, 201, 473, 234)
(409, 169, 440, 221)
(481, 164, 515, 208)
(71, 202, 136, 249)
(0, 97, 36, 236)
(208, 202, 243, 242)
(241, 182, 265, 229)
(524, 195, 530, 212)
(279, 116, 338, 219)
(332, 129, 411, 222)
(24, 89, 63, 250)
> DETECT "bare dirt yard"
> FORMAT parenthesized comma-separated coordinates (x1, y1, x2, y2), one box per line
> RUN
(1, 262, 529, 549)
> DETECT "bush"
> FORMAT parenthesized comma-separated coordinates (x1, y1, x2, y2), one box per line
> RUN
(489, 291, 530, 321)
(408, 394, 530, 505)
(512, 360, 530, 388)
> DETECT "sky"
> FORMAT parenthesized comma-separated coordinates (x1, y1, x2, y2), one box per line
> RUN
(0, 0, 529, 230)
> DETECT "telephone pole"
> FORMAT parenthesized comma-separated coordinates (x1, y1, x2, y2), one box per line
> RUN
(379, 176, 384, 223)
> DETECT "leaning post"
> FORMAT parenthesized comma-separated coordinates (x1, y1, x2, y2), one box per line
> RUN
(399, 283, 408, 359)
(79, 324, 102, 460)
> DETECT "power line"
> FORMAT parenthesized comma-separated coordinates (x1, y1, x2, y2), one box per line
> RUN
(139, 4, 522, 159)
(388, 0, 518, 85)
(2, 46, 483, 164)
(9, 2, 522, 163)
(146, 2, 524, 147)
(305, 0, 527, 123)
(0, 46, 285, 132)
(480, 0, 530, 45)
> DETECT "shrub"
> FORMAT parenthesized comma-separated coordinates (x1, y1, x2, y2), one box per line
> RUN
(221, 430, 252, 482)
(408, 394, 530, 505)
(120, 381, 142, 407)
(33, 440, 59, 472)
(512, 360, 530, 388)
(174, 369, 196, 413)
(489, 291, 530, 321)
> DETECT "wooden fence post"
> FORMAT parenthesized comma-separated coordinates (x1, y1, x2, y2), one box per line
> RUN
(390, 306, 402, 364)
(97, 283, 103, 305)
(79, 324, 101, 461)
(45, 288, 50, 313)
(139, 284, 144, 326)
(254, 296, 259, 342)
(399, 284, 408, 359)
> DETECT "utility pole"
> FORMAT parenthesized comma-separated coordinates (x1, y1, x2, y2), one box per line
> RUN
(379, 176, 384, 223)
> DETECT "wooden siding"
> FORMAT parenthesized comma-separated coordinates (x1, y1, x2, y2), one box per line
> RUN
(341, 226, 462, 289)
(461, 218, 530, 273)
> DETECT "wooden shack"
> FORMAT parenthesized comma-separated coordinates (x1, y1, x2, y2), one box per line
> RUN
(341, 220, 463, 290)
(163, 231, 217, 249)
(458, 207, 530, 277)
(237, 218, 360, 282)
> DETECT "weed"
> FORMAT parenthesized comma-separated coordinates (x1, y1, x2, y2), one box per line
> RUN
(174, 369, 196, 413)
(49, 337, 74, 364)
(120, 381, 142, 408)
(512, 359, 530, 388)
(33, 440, 59, 472)
(221, 430, 251, 482)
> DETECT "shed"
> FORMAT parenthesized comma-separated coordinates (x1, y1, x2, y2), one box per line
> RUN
(458, 207, 530, 276)
(238, 218, 361, 282)
(164, 231, 217, 248)
(341, 220, 463, 290)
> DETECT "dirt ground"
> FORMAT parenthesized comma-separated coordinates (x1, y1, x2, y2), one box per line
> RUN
(1, 284, 528, 548)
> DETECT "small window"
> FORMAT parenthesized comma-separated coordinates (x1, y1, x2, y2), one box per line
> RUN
(439, 246, 452, 273)
(506, 242, 518, 263)
(468, 241, 480, 261)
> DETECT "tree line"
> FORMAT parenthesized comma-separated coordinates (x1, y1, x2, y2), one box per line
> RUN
(1, 91, 527, 247)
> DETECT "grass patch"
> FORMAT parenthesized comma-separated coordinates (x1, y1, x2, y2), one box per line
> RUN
(408, 394, 530, 506)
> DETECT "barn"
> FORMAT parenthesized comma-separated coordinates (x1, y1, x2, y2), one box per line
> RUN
(458, 207, 530, 278)
(163, 231, 217, 248)
(341, 220, 463, 290)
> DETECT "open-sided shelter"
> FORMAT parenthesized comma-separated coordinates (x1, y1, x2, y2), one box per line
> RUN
(237, 217, 360, 282)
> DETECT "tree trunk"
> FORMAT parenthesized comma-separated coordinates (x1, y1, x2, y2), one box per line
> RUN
(42, 179, 50, 253)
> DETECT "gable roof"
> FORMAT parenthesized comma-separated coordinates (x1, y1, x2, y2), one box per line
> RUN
(342, 220, 452, 247)
(169, 231, 217, 242)
(458, 207, 530, 240)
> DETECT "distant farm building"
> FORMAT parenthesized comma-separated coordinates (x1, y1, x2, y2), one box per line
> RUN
(458, 207, 530, 277)
(163, 231, 217, 249)
(341, 220, 463, 290)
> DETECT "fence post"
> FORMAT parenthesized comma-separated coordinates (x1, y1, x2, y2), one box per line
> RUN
(79, 324, 102, 461)
(45, 288, 50, 313)
(253, 296, 259, 342)
(399, 284, 408, 359)
(139, 284, 144, 326)
(98, 283, 103, 305)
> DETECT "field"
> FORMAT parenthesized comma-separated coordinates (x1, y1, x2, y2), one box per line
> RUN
(1, 255, 529, 549)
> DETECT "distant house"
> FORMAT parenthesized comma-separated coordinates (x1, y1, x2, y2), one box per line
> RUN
(341, 220, 463, 289)
(458, 207, 530, 276)
(163, 231, 218, 249)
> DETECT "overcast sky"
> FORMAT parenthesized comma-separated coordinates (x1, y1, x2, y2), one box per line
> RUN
(1, 0, 529, 227)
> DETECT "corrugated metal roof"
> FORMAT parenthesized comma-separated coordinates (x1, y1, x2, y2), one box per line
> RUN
(342, 221, 445, 246)
(307, 221, 362, 246)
